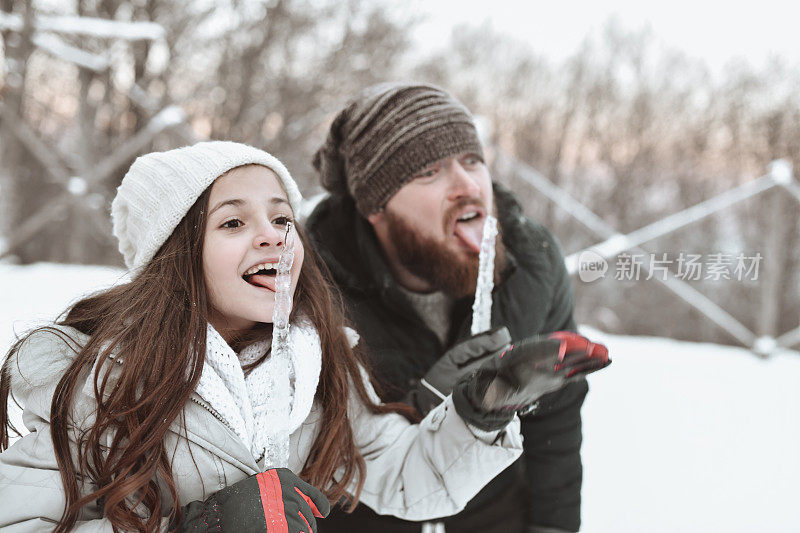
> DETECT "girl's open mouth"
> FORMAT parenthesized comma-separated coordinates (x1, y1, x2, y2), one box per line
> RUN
(243, 263, 278, 291)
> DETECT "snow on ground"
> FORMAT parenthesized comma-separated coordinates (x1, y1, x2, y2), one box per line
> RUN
(0, 263, 127, 351)
(579, 328, 800, 533)
(1, 262, 799, 532)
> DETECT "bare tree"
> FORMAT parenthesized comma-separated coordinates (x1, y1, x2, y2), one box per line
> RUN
(0, 0, 415, 264)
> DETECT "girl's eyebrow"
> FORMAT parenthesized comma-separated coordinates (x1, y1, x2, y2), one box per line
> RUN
(209, 198, 245, 216)
(209, 196, 290, 216)
(270, 197, 291, 208)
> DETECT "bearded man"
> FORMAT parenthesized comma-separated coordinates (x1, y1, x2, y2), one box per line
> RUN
(306, 83, 591, 533)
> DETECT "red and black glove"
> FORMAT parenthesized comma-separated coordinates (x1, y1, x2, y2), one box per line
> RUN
(453, 331, 611, 431)
(179, 468, 330, 532)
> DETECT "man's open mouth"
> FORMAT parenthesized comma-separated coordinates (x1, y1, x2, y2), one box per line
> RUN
(452, 208, 486, 253)
(456, 211, 481, 223)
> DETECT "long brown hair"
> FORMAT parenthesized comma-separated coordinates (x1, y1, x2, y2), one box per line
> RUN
(0, 181, 415, 532)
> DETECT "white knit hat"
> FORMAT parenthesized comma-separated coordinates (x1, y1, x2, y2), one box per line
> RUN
(112, 141, 303, 270)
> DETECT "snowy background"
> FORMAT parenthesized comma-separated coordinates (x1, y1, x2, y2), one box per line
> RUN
(3, 2, 800, 530)
(2, 262, 798, 533)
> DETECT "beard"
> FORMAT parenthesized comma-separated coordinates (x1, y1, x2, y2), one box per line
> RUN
(383, 203, 506, 298)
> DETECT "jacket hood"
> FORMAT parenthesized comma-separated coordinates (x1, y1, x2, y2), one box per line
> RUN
(5, 325, 87, 405)
(306, 193, 388, 294)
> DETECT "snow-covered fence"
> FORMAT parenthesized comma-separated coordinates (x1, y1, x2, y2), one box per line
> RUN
(0, 104, 188, 262)
(0, 11, 164, 73)
(0, 12, 164, 41)
(0, 10, 192, 263)
(495, 153, 800, 357)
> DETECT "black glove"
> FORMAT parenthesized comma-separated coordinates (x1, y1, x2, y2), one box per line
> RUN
(453, 331, 611, 431)
(405, 327, 512, 416)
(179, 468, 330, 532)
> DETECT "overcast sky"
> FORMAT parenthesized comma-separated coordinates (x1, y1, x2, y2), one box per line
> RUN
(412, 0, 800, 73)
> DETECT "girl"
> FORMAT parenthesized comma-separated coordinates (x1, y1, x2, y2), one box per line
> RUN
(0, 142, 524, 532)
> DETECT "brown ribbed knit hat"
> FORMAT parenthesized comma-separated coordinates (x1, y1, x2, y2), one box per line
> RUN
(313, 82, 484, 216)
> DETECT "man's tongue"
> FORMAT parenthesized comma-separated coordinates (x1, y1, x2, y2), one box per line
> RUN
(247, 274, 276, 291)
(453, 218, 484, 253)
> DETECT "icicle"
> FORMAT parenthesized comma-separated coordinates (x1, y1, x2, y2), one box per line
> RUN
(471, 215, 498, 336)
(265, 221, 296, 467)
(272, 221, 295, 339)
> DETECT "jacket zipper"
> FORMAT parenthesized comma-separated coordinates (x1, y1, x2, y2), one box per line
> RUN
(188, 396, 238, 435)
(188, 396, 266, 469)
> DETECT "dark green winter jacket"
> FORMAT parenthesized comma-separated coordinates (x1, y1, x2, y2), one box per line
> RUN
(306, 183, 588, 532)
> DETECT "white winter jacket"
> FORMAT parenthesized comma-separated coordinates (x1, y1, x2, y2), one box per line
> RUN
(0, 326, 523, 531)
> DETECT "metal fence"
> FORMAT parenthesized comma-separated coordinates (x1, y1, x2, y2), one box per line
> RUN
(496, 154, 800, 356)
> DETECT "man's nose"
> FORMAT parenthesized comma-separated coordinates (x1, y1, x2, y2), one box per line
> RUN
(447, 160, 481, 199)
(252, 222, 285, 249)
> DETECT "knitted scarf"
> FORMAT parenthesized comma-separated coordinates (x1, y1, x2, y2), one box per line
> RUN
(195, 320, 322, 466)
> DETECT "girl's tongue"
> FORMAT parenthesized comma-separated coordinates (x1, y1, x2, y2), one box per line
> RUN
(453, 217, 485, 253)
(246, 274, 276, 291)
